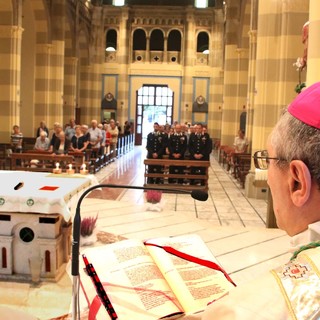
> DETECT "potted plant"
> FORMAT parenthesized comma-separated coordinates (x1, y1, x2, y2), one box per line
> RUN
(80, 215, 98, 246)
(145, 190, 163, 212)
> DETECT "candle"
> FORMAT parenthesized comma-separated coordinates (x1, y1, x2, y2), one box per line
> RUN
(67, 163, 75, 174)
(53, 162, 62, 174)
(80, 163, 88, 174)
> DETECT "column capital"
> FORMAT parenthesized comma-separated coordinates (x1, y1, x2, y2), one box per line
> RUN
(65, 56, 78, 65)
(248, 30, 257, 43)
(235, 48, 246, 56)
(0, 25, 24, 38)
(36, 43, 53, 53)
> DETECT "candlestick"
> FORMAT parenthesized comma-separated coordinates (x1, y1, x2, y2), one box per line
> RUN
(80, 163, 88, 175)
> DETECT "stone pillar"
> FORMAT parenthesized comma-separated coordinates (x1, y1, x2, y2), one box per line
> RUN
(209, 8, 224, 141)
(306, 0, 320, 85)
(118, 8, 130, 124)
(182, 7, 196, 123)
(0, 25, 23, 141)
(220, 0, 249, 147)
(63, 57, 78, 121)
(245, 0, 309, 200)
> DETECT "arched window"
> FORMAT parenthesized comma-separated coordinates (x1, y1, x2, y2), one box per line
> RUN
(168, 30, 181, 51)
(45, 250, 51, 272)
(150, 29, 164, 51)
(197, 31, 209, 53)
(105, 29, 117, 52)
(133, 29, 147, 50)
(2, 247, 7, 268)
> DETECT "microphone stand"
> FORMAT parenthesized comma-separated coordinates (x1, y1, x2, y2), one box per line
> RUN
(71, 184, 208, 320)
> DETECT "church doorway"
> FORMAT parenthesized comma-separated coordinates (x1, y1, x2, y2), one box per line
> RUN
(135, 85, 174, 145)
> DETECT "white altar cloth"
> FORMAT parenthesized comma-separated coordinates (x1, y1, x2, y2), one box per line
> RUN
(0, 170, 97, 220)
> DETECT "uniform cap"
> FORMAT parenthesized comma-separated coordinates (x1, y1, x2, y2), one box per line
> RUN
(288, 82, 320, 129)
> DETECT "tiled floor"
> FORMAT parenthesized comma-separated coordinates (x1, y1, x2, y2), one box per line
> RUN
(0, 147, 292, 320)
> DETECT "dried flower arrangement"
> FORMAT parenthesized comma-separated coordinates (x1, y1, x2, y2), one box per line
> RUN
(80, 215, 98, 237)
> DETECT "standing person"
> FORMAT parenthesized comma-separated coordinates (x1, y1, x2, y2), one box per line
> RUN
(159, 124, 169, 155)
(107, 119, 119, 160)
(81, 124, 90, 145)
(34, 131, 50, 151)
(168, 124, 187, 183)
(36, 120, 49, 138)
(65, 118, 76, 141)
(188, 123, 211, 185)
(52, 131, 70, 155)
(115, 121, 122, 134)
(10, 125, 23, 153)
(88, 119, 102, 157)
(233, 129, 249, 154)
(98, 123, 107, 155)
(48, 123, 63, 152)
(146, 122, 165, 184)
(124, 121, 131, 135)
(70, 125, 88, 153)
(190, 82, 320, 320)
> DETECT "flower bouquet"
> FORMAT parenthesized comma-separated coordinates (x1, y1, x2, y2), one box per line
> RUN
(145, 190, 164, 212)
(293, 57, 306, 94)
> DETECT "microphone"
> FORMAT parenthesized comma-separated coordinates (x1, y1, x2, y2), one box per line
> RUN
(71, 183, 208, 320)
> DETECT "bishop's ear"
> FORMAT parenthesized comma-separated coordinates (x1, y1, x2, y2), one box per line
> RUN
(289, 160, 312, 207)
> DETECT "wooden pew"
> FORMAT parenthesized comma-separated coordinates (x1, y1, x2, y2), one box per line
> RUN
(11, 152, 74, 172)
(233, 153, 252, 188)
(144, 159, 210, 191)
(0, 143, 12, 169)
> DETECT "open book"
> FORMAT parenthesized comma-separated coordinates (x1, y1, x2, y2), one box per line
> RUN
(79, 234, 235, 319)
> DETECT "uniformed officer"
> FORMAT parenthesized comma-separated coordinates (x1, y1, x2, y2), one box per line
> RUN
(168, 124, 187, 183)
(188, 123, 211, 185)
(146, 122, 165, 183)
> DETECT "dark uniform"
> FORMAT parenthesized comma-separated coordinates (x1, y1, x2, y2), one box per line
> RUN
(188, 132, 211, 185)
(146, 131, 165, 183)
(168, 133, 187, 183)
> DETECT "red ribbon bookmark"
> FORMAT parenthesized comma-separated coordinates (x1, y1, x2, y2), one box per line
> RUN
(144, 242, 237, 287)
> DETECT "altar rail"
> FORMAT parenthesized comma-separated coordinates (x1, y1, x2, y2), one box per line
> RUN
(144, 159, 210, 191)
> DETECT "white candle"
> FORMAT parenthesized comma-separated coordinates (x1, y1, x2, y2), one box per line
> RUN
(81, 163, 86, 170)
(55, 162, 60, 169)
(68, 163, 72, 170)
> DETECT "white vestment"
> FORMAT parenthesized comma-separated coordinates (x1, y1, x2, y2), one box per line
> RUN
(185, 222, 320, 320)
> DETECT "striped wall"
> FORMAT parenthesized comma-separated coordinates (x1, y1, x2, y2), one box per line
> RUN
(0, 25, 22, 142)
(63, 57, 78, 121)
(251, 0, 309, 154)
(220, 0, 249, 147)
(306, 0, 320, 85)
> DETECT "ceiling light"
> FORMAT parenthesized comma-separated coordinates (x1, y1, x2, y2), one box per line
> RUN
(195, 0, 208, 8)
(113, 0, 125, 6)
(106, 47, 116, 51)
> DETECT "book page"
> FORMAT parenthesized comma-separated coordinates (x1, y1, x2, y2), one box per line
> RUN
(144, 234, 235, 315)
(80, 239, 184, 320)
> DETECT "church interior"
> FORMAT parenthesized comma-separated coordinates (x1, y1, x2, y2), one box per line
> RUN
(0, 0, 318, 319)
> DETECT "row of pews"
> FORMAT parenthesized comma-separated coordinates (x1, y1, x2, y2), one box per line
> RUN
(0, 134, 135, 174)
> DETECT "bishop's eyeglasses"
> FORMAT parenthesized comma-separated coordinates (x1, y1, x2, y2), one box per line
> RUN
(253, 150, 287, 170)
